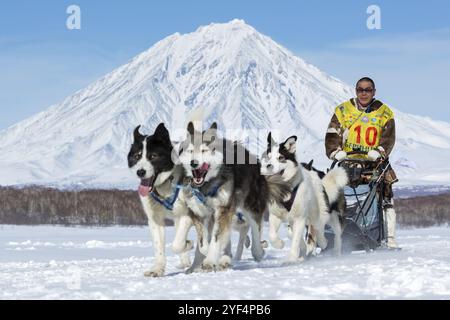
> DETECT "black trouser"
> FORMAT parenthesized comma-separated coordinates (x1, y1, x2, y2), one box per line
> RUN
(382, 182, 394, 209)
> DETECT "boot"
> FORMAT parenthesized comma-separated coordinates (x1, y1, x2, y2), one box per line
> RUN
(383, 207, 400, 249)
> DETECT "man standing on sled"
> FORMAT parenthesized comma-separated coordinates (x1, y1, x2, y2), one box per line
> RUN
(325, 77, 400, 249)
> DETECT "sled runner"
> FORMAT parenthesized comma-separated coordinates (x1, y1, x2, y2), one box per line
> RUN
(324, 151, 393, 253)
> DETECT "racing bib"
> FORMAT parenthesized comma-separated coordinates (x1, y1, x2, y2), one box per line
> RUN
(335, 100, 394, 157)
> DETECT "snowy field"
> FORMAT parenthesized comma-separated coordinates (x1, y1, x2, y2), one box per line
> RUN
(1, 224, 450, 300)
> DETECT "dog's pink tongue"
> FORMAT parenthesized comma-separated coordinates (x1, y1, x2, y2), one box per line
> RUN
(138, 178, 154, 197)
(200, 163, 210, 171)
(138, 184, 150, 197)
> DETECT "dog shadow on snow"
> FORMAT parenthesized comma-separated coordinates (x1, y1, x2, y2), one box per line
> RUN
(164, 254, 318, 277)
(231, 254, 326, 272)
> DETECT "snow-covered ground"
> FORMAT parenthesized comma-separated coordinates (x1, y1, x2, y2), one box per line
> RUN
(1, 224, 449, 300)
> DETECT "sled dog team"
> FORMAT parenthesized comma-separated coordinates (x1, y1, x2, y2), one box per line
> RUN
(128, 122, 348, 277)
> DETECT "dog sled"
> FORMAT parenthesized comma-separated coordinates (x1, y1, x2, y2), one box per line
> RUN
(324, 151, 393, 254)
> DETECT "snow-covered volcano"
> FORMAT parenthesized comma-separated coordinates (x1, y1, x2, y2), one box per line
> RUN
(1, 19, 449, 188)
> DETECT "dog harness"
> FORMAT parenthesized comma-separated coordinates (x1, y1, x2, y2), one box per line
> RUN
(189, 183, 246, 222)
(149, 182, 221, 211)
(149, 184, 183, 211)
(150, 182, 246, 223)
(282, 183, 300, 211)
(188, 183, 221, 204)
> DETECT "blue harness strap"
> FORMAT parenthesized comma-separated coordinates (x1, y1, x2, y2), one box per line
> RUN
(150, 184, 183, 211)
(207, 183, 221, 197)
(150, 182, 221, 211)
(190, 183, 221, 205)
(189, 183, 245, 222)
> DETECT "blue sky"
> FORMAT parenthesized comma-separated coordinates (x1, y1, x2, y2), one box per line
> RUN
(1, 0, 450, 130)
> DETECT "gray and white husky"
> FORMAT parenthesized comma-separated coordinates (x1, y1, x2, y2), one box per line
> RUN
(261, 133, 348, 262)
(128, 123, 196, 277)
(178, 122, 290, 271)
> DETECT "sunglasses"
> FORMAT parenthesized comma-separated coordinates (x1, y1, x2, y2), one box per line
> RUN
(356, 87, 374, 94)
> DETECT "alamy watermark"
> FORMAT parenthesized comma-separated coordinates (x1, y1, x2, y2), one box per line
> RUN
(154, 122, 286, 166)
(66, 5, 81, 30)
(367, 5, 382, 30)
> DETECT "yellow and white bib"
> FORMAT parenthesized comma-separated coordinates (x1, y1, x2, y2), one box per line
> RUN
(335, 100, 394, 158)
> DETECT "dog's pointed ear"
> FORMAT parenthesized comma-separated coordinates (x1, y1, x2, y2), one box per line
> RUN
(204, 122, 217, 135)
(133, 125, 144, 141)
(187, 122, 195, 136)
(204, 122, 217, 145)
(305, 159, 313, 170)
(154, 123, 170, 142)
(171, 141, 182, 162)
(267, 132, 276, 149)
(283, 136, 297, 154)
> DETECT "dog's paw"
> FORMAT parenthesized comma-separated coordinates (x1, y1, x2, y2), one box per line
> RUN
(201, 262, 216, 272)
(144, 267, 165, 277)
(270, 238, 284, 249)
(218, 255, 232, 271)
(251, 247, 265, 262)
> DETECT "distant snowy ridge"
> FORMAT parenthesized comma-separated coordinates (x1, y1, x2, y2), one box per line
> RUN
(1, 19, 450, 189)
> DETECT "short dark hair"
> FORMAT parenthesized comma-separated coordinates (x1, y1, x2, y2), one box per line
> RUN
(356, 77, 376, 89)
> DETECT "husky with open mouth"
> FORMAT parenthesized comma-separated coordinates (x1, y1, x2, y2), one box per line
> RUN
(178, 122, 290, 272)
(128, 123, 197, 277)
(261, 133, 348, 262)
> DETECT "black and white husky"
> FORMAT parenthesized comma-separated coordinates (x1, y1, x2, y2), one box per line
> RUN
(127, 123, 195, 277)
(261, 133, 348, 262)
(178, 122, 290, 271)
